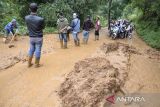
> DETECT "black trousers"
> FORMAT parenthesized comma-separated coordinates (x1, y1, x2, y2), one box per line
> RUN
(95, 30, 99, 36)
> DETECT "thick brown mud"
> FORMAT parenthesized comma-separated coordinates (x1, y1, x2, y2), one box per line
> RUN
(0, 29, 159, 107)
(58, 42, 148, 107)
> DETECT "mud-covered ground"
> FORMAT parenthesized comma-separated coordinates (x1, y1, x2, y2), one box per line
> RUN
(0, 36, 55, 71)
(0, 29, 159, 107)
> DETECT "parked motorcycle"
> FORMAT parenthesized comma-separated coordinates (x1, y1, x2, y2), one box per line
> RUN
(108, 19, 134, 40)
(111, 25, 119, 40)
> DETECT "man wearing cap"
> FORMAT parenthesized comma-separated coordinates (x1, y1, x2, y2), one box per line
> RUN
(57, 13, 69, 49)
(71, 13, 80, 46)
(25, 3, 45, 68)
(3, 19, 19, 43)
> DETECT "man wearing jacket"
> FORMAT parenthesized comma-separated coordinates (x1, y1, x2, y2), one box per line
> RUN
(82, 15, 94, 44)
(25, 3, 45, 68)
(57, 13, 69, 49)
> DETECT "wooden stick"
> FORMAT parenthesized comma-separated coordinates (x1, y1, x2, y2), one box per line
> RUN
(9, 34, 16, 44)
(8, 34, 16, 48)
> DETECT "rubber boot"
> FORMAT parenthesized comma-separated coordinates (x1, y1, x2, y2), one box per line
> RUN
(60, 40, 63, 49)
(67, 33, 70, 41)
(97, 36, 99, 40)
(35, 58, 41, 68)
(28, 56, 33, 68)
(83, 39, 87, 44)
(95, 36, 99, 40)
(77, 40, 80, 46)
(83, 38, 86, 44)
(85, 39, 88, 44)
(64, 42, 67, 49)
(74, 40, 77, 46)
(95, 36, 97, 41)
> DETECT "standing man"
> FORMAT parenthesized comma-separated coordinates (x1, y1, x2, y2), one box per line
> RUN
(95, 16, 101, 41)
(57, 13, 69, 49)
(25, 3, 45, 68)
(71, 13, 80, 46)
(82, 15, 94, 44)
(3, 19, 19, 43)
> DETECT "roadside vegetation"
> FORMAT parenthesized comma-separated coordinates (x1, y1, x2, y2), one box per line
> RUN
(0, 0, 159, 49)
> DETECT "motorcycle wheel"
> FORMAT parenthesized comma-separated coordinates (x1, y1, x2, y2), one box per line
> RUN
(120, 32, 125, 39)
(112, 34, 117, 40)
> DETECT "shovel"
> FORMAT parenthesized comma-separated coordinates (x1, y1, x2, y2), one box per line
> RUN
(8, 34, 16, 48)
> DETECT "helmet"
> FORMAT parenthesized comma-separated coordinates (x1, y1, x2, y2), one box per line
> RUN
(73, 13, 77, 18)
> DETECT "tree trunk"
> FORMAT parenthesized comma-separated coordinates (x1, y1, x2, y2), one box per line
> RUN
(108, 0, 112, 30)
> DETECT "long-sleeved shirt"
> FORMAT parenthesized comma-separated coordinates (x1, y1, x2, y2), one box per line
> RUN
(25, 13, 45, 38)
(57, 17, 68, 33)
(71, 18, 80, 33)
(83, 19, 94, 31)
(4, 22, 18, 32)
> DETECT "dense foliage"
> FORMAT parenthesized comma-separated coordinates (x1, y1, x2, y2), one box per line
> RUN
(123, 0, 160, 49)
(0, 0, 107, 33)
(0, 0, 159, 49)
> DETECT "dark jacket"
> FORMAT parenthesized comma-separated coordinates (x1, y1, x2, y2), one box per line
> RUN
(83, 19, 94, 31)
(25, 14, 45, 37)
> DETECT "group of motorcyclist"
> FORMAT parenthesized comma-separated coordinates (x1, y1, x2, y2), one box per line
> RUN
(109, 19, 134, 40)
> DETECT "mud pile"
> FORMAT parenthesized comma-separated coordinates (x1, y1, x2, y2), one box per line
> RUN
(99, 42, 141, 56)
(58, 42, 141, 107)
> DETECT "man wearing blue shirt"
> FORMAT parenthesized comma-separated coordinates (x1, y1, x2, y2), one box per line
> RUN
(3, 19, 18, 43)
(71, 13, 80, 46)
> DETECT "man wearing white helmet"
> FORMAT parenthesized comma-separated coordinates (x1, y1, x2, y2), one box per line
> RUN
(3, 19, 19, 43)
(71, 13, 80, 46)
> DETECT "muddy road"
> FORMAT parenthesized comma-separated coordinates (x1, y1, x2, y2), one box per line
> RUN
(0, 29, 160, 107)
